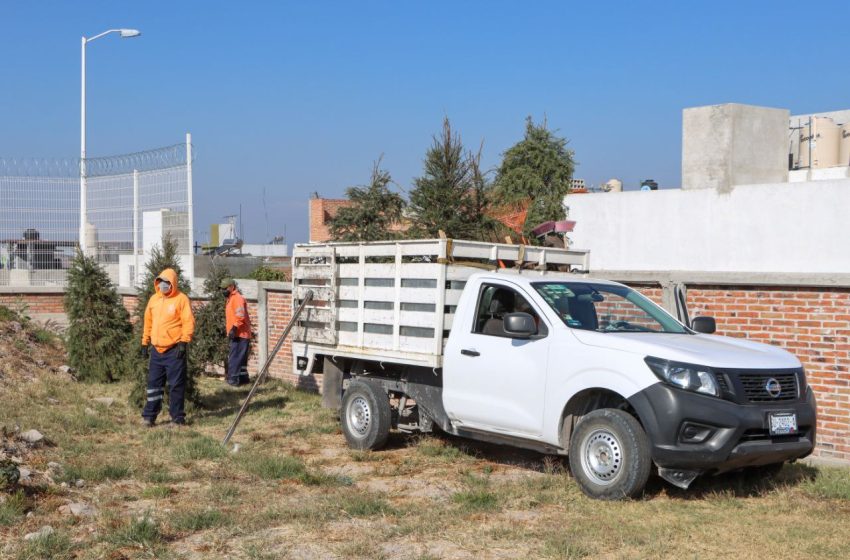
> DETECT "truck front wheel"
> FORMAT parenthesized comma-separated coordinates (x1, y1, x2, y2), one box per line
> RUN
(568, 408, 651, 500)
(341, 380, 391, 451)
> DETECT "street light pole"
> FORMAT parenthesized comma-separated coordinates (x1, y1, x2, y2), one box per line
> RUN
(79, 28, 141, 255)
(80, 36, 87, 255)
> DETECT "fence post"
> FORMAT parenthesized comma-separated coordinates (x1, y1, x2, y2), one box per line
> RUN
(133, 169, 139, 287)
(185, 133, 195, 288)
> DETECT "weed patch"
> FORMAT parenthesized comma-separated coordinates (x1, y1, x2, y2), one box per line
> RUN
(0, 489, 27, 526)
(335, 491, 396, 517)
(350, 450, 385, 462)
(141, 485, 173, 499)
(337, 540, 387, 559)
(417, 438, 468, 460)
(802, 467, 850, 500)
(240, 454, 306, 480)
(245, 544, 280, 560)
(145, 467, 182, 484)
(104, 515, 163, 550)
(542, 533, 592, 559)
(171, 508, 229, 532)
(15, 530, 74, 560)
(209, 482, 240, 500)
(452, 489, 500, 512)
(31, 328, 55, 345)
(61, 462, 131, 483)
(172, 433, 226, 462)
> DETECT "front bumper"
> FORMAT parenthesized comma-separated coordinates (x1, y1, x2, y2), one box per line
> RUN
(628, 382, 817, 474)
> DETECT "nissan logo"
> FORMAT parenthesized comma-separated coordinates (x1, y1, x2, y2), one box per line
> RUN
(765, 378, 782, 398)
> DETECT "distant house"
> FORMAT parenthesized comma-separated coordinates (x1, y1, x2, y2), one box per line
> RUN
(308, 196, 535, 243)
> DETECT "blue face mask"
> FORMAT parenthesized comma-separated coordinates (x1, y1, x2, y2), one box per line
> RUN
(159, 281, 172, 294)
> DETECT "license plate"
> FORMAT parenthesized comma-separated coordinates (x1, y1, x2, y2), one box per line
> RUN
(769, 413, 798, 436)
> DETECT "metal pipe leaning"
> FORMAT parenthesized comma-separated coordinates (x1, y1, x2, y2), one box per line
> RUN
(221, 289, 314, 446)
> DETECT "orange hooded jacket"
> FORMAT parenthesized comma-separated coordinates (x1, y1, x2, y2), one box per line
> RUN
(141, 268, 195, 353)
(225, 288, 252, 339)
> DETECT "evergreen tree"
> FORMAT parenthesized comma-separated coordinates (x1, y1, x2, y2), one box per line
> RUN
(128, 235, 200, 408)
(493, 116, 576, 240)
(407, 118, 492, 240)
(190, 259, 231, 379)
(63, 251, 133, 382)
(328, 159, 405, 242)
(467, 144, 508, 242)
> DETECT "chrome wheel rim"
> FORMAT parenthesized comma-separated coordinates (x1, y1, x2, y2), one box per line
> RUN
(581, 428, 623, 485)
(348, 396, 371, 437)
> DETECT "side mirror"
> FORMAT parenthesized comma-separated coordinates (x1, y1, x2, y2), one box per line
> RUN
(691, 316, 716, 334)
(504, 312, 537, 338)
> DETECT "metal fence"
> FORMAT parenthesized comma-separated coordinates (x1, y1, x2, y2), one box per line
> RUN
(0, 136, 194, 288)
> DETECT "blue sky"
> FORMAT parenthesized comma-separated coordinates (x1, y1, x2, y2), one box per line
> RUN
(2, 1, 849, 245)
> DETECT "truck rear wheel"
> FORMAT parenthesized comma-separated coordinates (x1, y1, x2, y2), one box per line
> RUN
(341, 380, 391, 451)
(568, 408, 651, 500)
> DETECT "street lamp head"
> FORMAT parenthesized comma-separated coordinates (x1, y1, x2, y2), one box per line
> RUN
(119, 29, 141, 38)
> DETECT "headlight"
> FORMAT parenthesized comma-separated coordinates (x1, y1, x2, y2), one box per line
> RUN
(644, 357, 719, 397)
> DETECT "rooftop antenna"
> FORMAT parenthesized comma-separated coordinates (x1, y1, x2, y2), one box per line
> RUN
(263, 188, 270, 243)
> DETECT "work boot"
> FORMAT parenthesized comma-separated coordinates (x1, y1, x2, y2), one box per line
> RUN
(166, 419, 187, 430)
(141, 418, 155, 428)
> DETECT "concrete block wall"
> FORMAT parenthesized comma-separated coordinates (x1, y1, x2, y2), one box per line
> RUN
(566, 181, 850, 274)
(682, 103, 790, 192)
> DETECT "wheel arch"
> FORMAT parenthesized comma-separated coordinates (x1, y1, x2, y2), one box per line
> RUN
(558, 387, 645, 449)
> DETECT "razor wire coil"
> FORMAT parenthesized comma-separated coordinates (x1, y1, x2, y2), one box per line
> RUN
(0, 143, 194, 178)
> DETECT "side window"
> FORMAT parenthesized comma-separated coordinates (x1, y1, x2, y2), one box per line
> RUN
(473, 284, 543, 338)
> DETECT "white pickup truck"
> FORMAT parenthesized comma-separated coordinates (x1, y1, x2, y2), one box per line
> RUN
(291, 239, 816, 499)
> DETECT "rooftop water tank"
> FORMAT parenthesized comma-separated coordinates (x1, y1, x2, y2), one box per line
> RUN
(604, 178, 623, 192)
(840, 123, 850, 167)
(799, 117, 841, 169)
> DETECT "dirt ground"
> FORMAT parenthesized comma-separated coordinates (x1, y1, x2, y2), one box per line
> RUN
(1, 313, 849, 559)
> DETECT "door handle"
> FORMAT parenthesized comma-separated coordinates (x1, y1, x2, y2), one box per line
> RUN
(461, 349, 480, 357)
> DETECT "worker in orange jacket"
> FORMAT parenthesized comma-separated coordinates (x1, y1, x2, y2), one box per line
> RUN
(221, 277, 252, 386)
(140, 268, 195, 426)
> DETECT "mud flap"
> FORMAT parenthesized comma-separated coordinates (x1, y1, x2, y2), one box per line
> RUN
(321, 356, 343, 410)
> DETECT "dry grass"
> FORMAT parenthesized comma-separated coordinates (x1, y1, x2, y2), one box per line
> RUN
(1, 368, 849, 559)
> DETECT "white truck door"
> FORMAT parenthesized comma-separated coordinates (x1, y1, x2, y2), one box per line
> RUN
(443, 281, 550, 437)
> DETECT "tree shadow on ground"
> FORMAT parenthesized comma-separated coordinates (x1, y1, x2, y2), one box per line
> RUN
(198, 385, 290, 420)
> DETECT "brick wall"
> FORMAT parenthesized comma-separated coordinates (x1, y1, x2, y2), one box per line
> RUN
(0, 293, 66, 316)
(308, 197, 408, 243)
(265, 289, 301, 386)
(121, 295, 138, 318)
(683, 286, 850, 462)
(309, 198, 353, 242)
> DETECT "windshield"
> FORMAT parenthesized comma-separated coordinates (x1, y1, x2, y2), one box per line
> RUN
(532, 282, 688, 334)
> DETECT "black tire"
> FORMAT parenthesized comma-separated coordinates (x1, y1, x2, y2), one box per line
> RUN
(340, 380, 391, 451)
(568, 408, 651, 500)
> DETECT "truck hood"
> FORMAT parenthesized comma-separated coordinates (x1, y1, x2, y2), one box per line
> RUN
(569, 330, 800, 370)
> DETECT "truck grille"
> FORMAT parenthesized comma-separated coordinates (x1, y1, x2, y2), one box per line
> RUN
(736, 371, 799, 403)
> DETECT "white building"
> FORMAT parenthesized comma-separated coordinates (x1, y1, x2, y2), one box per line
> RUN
(566, 103, 850, 275)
